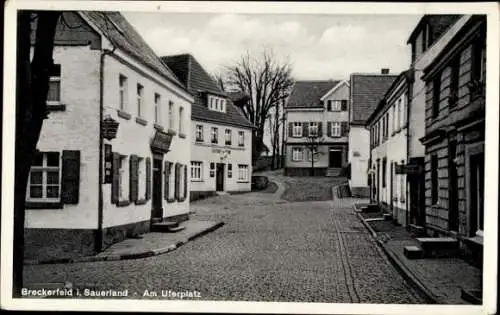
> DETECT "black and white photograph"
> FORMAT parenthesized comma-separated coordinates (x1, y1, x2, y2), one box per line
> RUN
(1, 1, 498, 314)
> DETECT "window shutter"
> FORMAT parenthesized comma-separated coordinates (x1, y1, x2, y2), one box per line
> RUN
(303, 122, 309, 137)
(61, 150, 80, 204)
(164, 161, 170, 200)
(341, 100, 348, 111)
(318, 122, 323, 137)
(174, 163, 180, 200)
(129, 155, 138, 202)
(341, 122, 347, 136)
(288, 122, 293, 137)
(183, 164, 188, 200)
(111, 152, 120, 204)
(327, 122, 332, 137)
(327, 101, 332, 111)
(145, 157, 151, 200)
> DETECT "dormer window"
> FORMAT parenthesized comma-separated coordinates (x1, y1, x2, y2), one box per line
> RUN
(207, 94, 226, 113)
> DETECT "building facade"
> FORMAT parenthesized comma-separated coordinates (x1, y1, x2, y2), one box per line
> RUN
(25, 11, 193, 261)
(162, 54, 254, 198)
(418, 15, 486, 266)
(284, 80, 350, 176)
(349, 72, 397, 197)
(366, 71, 410, 225)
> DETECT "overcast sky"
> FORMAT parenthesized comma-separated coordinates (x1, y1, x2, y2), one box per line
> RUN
(123, 12, 422, 81)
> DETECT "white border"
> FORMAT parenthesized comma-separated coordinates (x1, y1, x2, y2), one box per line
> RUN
(2, 1, 499, 314)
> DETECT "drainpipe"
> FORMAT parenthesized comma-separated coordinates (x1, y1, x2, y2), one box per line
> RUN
(405, 68, 414, 228)
(96, 46, 116, 252)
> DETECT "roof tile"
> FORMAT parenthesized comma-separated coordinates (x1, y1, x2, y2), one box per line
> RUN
(286, 80, 339, 108)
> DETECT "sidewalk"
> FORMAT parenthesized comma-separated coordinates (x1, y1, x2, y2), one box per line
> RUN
(354, 205, 482, 304)
(24, 219, 224, 265)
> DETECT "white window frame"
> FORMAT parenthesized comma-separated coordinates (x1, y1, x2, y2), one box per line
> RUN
(309, 122, 318, 137)
(292, 122, 302, 137)
(119, 74, 128, 111)
(168, 101, 174, 130)
(119, 155, 129, 201)
(225, 129, 232, 145)
(137, 157, 146, 199)
(238, 131, 245, 147)
(195, 124, 204, 142)
(191, 161, 203, 181)
(47, 65, 61, 105)
(211, 127, 218, 144)
(154, 93, 161, 125)
(331, 122, 341, 137)
(401, 94, 407, 127)
(332, 100, 341, 111)
(137, 84, 144, 118)
(168, 162, 175, 199)
(26, 152, 61, 202)
(238, 164, 249, 182)
(292, 147, 304, 161)
(308, 148, 319, 161)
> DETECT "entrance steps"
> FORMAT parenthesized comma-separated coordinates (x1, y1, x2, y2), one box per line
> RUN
(151, 220, 186, 233)
(403, 237, 459, 259)
(326, 168, 342, 177)
(216, 191, 229, 196)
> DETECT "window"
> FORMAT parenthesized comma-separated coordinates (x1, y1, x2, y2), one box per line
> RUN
(27, 152, 61, 201)
(119, 74, 128, 111)
(385, 113, 389, 140)
(179, 107, 184, 134)
(221, 99, 226, 112)
(119, 155, 129, 201)
(449, 56, 460, 108)
(154, 93, 161, 125)
(238, 131, 245, 147)
(472, 36, 486, 83)
(331, 122, 341, 137)
(195, 125, 203, 142)
(431, 154, 439, 204)
(191, 161, 202, 181)
(210, 162, 215, 177)
(401, 94, 407, 127)
(228, 164, 232, 178)
(308, 148, 319, 161)
(331, 100, 341, 111)
(136, 84, 144, 117)
(432, 74, 441, 118)
(47, 64, 61, 103)
(238, 165, 249, 182)
(292, 147, 303, 161)
(137, 157, 146, 199)
(392, 104, 397, 133)
(396, 99, 401, 130)
(211, 127, 218, 144)
(382, 158, 387, 188)
(309, 122, 318, 137)
(400, 160, 405, 203)
(168, 101, 174, 130)
(208, 95, 226, 112)
(225, 129, 232, 145)
(292, 122, 302, 137)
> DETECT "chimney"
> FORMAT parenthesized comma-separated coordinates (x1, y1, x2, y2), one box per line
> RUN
(381, 68, 390, 74)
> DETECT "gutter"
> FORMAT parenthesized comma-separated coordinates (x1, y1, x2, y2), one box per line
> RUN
(96, 46, 116, 253)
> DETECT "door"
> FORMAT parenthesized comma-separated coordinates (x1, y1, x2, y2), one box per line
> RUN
(216, 163, 225, 192)
(448, 141, 459, 231)
(376, 160, 380, 204)
(329, 150, 342, 168)
(390, 162, 394, 217)
(152, 157, 163, 219)
(469, 152, 484, 236)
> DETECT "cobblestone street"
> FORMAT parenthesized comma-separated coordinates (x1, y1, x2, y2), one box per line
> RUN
(24, 179, 426, 303)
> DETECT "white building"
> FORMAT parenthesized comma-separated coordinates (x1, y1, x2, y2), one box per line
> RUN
(348, 71, 397, 197)
(24, 11, 193, 261)
(162, 54, 254, 198)
(284, 80, 350, 176)
(366, 71, 410, 225)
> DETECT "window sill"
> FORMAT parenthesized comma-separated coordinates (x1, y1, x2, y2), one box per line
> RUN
(179, 133, 186, 139)
(117, 110, 132, 120)
(135, 198, 147, 205)
(135, 117, 148, 126)
(237, 181, 250, 183)
(154, 124, 164, 131)
(166, 129, 177, 136)
(25, 201, 63, 209)
(117, 200, 131, 207)
(195, 139, 204, 143)
(191, 179, 204, 182)
(166, 197, 176, 203)
(211, 141, 219, 145)
(46, 103, 66, 111)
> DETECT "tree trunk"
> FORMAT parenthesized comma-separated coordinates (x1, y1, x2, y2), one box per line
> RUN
(13, 11, 61, 297)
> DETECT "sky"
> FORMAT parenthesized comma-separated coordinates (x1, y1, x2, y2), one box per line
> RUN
(123, 12, 422, 81)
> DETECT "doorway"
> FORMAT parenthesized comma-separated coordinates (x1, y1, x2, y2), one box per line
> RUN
(329, 150, 342, 168)
(152, 156, 163, 220)
(469, 151, 484, 236)
(216, 163, 225, 192)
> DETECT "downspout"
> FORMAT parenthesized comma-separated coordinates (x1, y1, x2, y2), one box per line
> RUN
(405, 68, 414, 228)
(96, 46, 116, 252)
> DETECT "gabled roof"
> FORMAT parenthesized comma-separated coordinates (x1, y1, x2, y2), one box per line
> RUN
(407, 15, 462, 45)
(365, 70, 409, 126)
(162, 54, 254, 129)
(286, 80, 340, 108)
(80, 11, 186, 90)
(320, 80, 350, 101)
(350, 74, 398, 124)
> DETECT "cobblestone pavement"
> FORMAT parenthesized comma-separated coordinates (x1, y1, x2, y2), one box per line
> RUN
(24, 189, 426, 303)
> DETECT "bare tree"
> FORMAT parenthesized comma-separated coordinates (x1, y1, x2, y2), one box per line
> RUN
(223, 50, 294, 164)
(13, 10, 62, 297)
(305, 135, 325, 176)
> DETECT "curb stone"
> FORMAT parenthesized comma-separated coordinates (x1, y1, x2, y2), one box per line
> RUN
(353, 209, 440, 304)
(24, 221, 224, 265)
